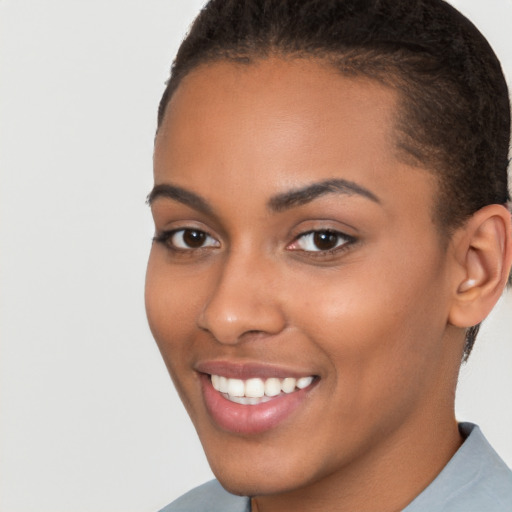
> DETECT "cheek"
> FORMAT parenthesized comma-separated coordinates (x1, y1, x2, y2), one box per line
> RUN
(145, 252, 209, 417)
(287, 246, 449, 406)
(145, 251, 199, 370)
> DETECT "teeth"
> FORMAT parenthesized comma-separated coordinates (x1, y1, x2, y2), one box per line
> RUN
(228, 395, 273, 405)
(245, 378, 265, 398)
(218, 376, 229, 393)
(227, 378, 245, 397)
(210, 374, 315, 400)
(281, 377, 296, 393)
(264, 378, 282, 397)
(296, 376, 314, 389)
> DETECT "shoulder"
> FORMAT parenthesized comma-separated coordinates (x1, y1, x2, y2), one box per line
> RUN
(404, 423, 512, 512)
(158, 480, 250, 512)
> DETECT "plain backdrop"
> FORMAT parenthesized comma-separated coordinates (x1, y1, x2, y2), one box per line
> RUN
(0, 1, 511, 511)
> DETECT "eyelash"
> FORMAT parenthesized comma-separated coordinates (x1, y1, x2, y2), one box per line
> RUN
(153, 228, 356, 257)
(287, 230, 356, 256)
(153, 229, 219, 253)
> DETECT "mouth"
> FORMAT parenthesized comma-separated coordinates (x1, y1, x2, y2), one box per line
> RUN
(210, 374, 315, 405)
(197, 363, 319, 435)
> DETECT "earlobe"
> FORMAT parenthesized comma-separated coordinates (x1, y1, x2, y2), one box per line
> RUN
(449, 204, 512, 328)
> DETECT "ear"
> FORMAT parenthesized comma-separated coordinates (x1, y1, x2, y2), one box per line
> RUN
(449, 204, 512, 329)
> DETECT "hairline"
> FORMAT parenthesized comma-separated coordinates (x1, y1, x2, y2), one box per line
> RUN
(157, 51, 459, 244)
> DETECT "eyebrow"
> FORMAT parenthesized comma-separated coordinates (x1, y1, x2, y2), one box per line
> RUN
(146, 178, 380, 215)
(146, 183, 214, 216)
(267, 179, 380, 212)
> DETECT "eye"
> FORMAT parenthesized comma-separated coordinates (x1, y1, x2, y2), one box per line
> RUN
(288, 230, 354, 253)
(154, 228, 220, 250)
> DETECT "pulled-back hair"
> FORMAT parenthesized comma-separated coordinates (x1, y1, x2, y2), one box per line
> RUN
(157, 0, 511, 359)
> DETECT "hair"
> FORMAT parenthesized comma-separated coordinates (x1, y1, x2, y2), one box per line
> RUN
(157, 0, 511, 359)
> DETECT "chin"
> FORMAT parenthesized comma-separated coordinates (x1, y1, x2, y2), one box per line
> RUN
(212, 469, 299, 498)
(203, 441, 324, 498)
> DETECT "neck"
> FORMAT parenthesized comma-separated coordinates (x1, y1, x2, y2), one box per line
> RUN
(251, 412, 463, 512)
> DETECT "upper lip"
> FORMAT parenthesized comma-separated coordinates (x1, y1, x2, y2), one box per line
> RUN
(195, 360, 317, 380)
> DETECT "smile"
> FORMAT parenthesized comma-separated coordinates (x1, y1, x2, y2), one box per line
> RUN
(210, 374, 315, 404)
(199, 368, 318, 435)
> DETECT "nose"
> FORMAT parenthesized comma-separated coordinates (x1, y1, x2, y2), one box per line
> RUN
(197, 252, 287, 345)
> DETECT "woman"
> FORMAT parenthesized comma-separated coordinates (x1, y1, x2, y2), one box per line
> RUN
(145, 0, 512, 510)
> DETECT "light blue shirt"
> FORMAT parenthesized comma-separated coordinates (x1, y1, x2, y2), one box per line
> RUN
(160, 423, 512, 511)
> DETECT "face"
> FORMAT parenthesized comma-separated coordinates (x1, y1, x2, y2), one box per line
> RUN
(146, 58, 461, 498)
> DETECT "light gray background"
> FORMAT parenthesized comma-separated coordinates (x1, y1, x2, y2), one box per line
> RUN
(0, 1, 510, 511)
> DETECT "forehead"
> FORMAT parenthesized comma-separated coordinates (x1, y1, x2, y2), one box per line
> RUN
(154, 57, 437, 225)
(157, 57, 399, 163)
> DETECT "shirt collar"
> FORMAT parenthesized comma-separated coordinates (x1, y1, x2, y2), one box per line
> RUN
(402, 422, 512, 511)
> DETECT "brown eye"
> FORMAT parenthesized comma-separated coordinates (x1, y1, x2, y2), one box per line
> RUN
(183, 230, 206, 248)
(168, 229, 220, 250)
(313, 231, 340, 251)
(288, 229, 354, 253)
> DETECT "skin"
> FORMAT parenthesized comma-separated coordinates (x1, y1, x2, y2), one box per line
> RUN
(145, 58, 504, 512)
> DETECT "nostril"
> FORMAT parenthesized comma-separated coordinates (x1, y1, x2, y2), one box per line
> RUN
(197, 302, 286, 345)
(196, 258, 287, 344)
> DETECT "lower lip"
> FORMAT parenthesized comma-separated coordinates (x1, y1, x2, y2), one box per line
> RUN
(200, 374, 315, 435)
